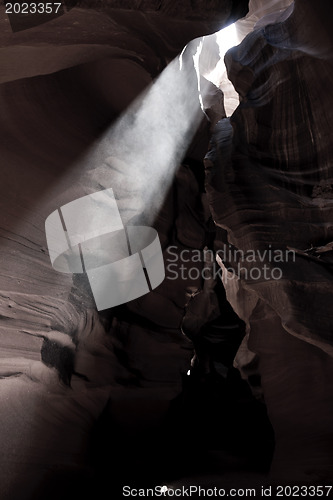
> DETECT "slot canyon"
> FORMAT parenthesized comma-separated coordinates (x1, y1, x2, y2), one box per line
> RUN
(0, 0, 332, 498)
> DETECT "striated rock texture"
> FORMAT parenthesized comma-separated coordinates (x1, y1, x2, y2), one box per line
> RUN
(205, 0, 333, 483)
(0, 1, 254, 499)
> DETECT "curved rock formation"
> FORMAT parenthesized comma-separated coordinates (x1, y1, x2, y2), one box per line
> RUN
(0, 1, 252, 498)
(205, 0, 333, 483)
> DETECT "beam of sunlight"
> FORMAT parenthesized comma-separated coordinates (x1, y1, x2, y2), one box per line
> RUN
(41, 0, 295, 241)
(81, 38, 206, 227)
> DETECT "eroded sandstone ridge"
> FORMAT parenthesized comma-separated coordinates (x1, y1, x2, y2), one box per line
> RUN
(205, 0, 333, 482)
